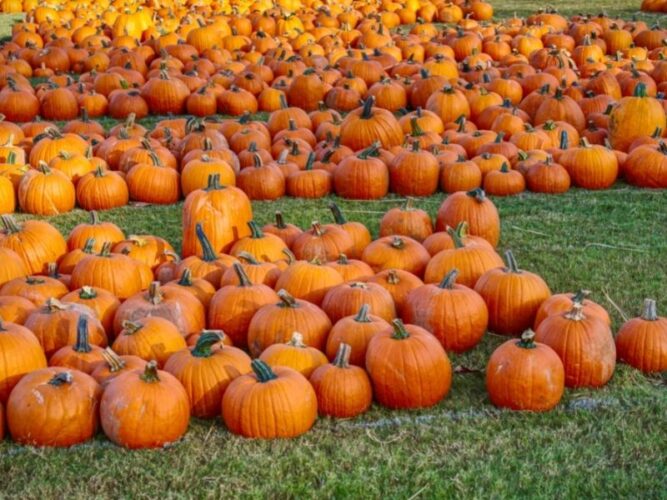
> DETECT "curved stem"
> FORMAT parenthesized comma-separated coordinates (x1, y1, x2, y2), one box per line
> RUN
(48, 372, 73, 386)
(360, 96, 375, 119)
(252, 359, 277, 382)
(390, 319, 410, 340)
(74, 316, 92, 353)
(101, 347, 125, 372)
(277, 289, 298, 308)
(233, 262, 253, 287)
(140, 360, 160, 383)
(333, 343, 351, 368)
(177, 268, 194, 286)
(504, 250, 520, 273)
(195, 223, 218, 262)
(248, 220, 264, 239)
(329, 202, 347, 224)
(237, 251, 260, 265)
(438, 269, 459, 289)
(192, 330, 224, 358)
(354, 303, 371, 323)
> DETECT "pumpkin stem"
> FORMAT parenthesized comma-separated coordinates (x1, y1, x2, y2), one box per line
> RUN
(354, 303, 371, 323)
(140, 360, 160, 383)
(237, 251, 260, 265)
(48, 371, 73, 386)
(248, 220, 264, 239)
(70, 314, 92, 353)
(274, 211, 287, 229)
(565, 302, 586, 321)
(633, 82, 647, 97)
(304, 152, 315, 170)
(329, 202, 347, 224)
(177, 268, 194, 286)
(333, 343, 352, 368)
(337, 253, 349, 265)
(288, 332, 306, 347)
(641, 298, 658, 321)
(121, 320, 142, 335)
(192, 330, 225, 358)
(233, 262, 253, 287)
(251, 359, 277, 383)
(360, 96, 375, 119)
(195, 223, 218, 262)
(101, 347, 125, 372)
(517, 330, 537, 349)
(79, 286, 98, 300)
(0, 215, 20, 234)
(447, 226, 465, 249)
(504, 250, 520, 273)
(438, 269, 459, 289)
(390, 236, 405, 249)
(205, 173, 223, 191)
(466, 188, 486, 202)
(147, 281, 162, 305)
(277, 289, 298, 308)
(357, 142, 380, 159)
(390, 319, 410, 340)
(572, 289, 590, 304)
(311, 221, 324, 237)
(99, 242, 113, 257)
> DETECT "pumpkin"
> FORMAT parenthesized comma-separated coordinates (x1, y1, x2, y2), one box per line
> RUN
(379, 200, 433, 243)
(624, 142, 667, 188)
(67, 212, 125, 254)
(230, 221, 288, 263)
(262, 211, 303, 247)
(0, 296, 36, 325)
(474, 250, 551, 336)
(274, 259, 345, 306)
(483, 163, 526, 196)
(76, 166, 129, 211)
(435, 189, 500, 247)
(535, 303, 616, 388)
(164, 331, 252, 418)
(90, 348, 147, 388)
(177, 223, 237, 286)
(558, 138, 618, 190)
(609, 83, 667, 152)
(208, 263, 279, 349)
(525, 157, 571, 194)
(403, 269, 488, 353)
(48, 316, 106, 374)
(616, 299, 667, 373)
(291, 221, 354, 263)
(534, 289, 610, 329)
(222, 359, 318, 439)
(247, 289, 332, 357)
(164, 269, 215, 308)
(362, 235, 431, 277)
(327, 203, 372, 259)
(389, 142, 440, 196)
(486, 330, 565, 411)
(101, 361, 190, 449)
(310, 343, 373, 418)
(114, 281, 204, 337)
(0, 247, 27, 287)
(0, 318, 47, 403)
(7, 368, 101, 447)
(259, 332, 328, 378)
(325, 304, 390, 366)
(18, 163, 75, 215)
(366, 320, 452, 409)
(339, 97, 403, 151)
(112, 317, 187, 368)
(0, 275, 68, 307)
(333, 143, 390, 200)
(0, 216, 67, 275)
(321, 281, 396, 323)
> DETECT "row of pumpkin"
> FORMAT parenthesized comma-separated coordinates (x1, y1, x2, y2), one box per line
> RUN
(0, 191, 665, 446)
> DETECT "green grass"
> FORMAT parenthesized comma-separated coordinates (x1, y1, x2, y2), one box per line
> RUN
(2, 1, 667, 497)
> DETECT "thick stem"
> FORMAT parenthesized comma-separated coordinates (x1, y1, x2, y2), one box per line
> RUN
(288, 332, 306, 347)
(633, 82, 647, 98)
(195, 223, 218, 262)
(121, 320, 142, 335)
(304, 152, 315, 170)
(311, 221, 324, 237)
(354, 303, 371, 323)
(192, 330, 224, 357)
(248, 220, 264, 239)
(337, 254, 349, 265)
(565, 302, 586, 321)
(0, 215, 21, 234)
(233, 262, 253, 287)
(74, 316, 92, 353)
(237, 251, 260, 265)
(205, 173, 222, 191)
(504, 250, 520, 273)
(252, 359, 277, 382)
(447, 226, 465, 249)
(148, 281, 162, 305)
(140, 360, 160, 383)
(333, 343, 352, 368)
(277, 289, 298, 308)
(517, 329, 536, 349)
(466, 188, 486, 202)
(177, 268, 194, 286)
(360, 96, 375, 119)
(329, 202, 347, 224)
(274, 211, 287, 229)
(390, 319, 410, 340)
(101, 347, 125, 372)
(48, 371, 73, 386)
(79, 286, 98, 300)
(572, 289, 590, 304)
(391, 237, 405, 249)
(641, 298, 658, 321)
(438, 269, 459, 289)
(387, 269, 400, 285)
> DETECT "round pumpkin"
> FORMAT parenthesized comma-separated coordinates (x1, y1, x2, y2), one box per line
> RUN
(616, 298, 667, 373)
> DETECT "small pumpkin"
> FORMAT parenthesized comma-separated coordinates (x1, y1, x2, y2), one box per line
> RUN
(112, 317, 187, 368)
(325, 304, 390, 367)
(616, 299, 667, 373)
(259, 332, 328, 378)
(48, 316, 106, 374)
(435, 188, 500, 247)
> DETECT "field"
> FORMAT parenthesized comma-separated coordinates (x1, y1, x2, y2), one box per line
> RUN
(1, 1, 667, 498)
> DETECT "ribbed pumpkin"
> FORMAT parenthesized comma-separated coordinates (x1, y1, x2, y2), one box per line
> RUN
(403, 269, 488, 353)
(367, 269, 424, 317)
(208, 263, 279, 349)
(0, 296, 36, 325)
(230, 221, 288, 263)
(325, 304, 390, 366)
(90, 348, 147, 388)
(435, 189, 500, 247)
(609, 83, 667, 152)
(327, 203, 372, 259)
(67, 211, 125, 253)
(247, 290, 332, 357)
(534, 289, 610, 329)
(291, 221, 354, 263)
(616, 299, 667, 373)
(474, 251, 551, 336)
(101, 361, 190, 449)
(0, 318, 47, 403)
(486, 330, 565, 411)
(379, 200, 434, 242)
(222, 360, 318, 439)
(262, 211, 303, 247)
(339, 97, 403, 151)
(112, 317, 187, 368)
(274, 259, 345, 306)
(18, 163, 75, 215)
(333, 143, 390, 200)
(366, 320, 452, 409)
(0, 216, 67, 275)
(362, 235, 431, 277)
(7, 368, 101, 447)
(535, 303, 616, 388)
(48, 316, 106, 374)
(310, 343, 373, 418)
(558, 138, 618, 190)
(321, 281, 396, 323)
(324, 254, 375, 282)
(0, 275, 68, 307)
(389, 142, 440, 196)
(0, 247, 27, 287)
(164, 331, 252, 418)
(259, 332, 328, 378)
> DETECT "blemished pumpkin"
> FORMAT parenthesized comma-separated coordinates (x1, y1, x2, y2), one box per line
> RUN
(615, 299, 667, 373)
(310, 343, 373, 418)
(222, 359, 318, 439)
(101, 361, 190, 449)
(365, 319, 452, 409)
(164, 331, 252, 418)
(7, 368, 101, 447)
(486, 330, 565, 411)
(259, 332, 328, 378)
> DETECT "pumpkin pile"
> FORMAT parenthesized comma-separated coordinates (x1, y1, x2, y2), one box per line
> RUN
(0, 2, 667, 216)
(1, 190, 665, 447)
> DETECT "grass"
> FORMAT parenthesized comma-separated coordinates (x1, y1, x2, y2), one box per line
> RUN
(1, 1, 667, 498)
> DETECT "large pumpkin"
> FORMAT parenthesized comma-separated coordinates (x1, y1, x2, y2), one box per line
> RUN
(435, 189, 500, 247)
(339, 97, 403, 151)
(609, 83, 666, 152)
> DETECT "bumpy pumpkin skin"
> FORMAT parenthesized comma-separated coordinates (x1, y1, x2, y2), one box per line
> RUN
(101, 361, 190, 449)
(535, 304, 616, 388)
(365, 320, 452, 409)
(616, 299, 667, 373)
(310, 343, 373, 418)
(222, 361, 318, 439)
(7, 368, 101, 447)
(486, 330, 565, 411)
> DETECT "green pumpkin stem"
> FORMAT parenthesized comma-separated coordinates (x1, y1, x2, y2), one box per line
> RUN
(329, 202, 347, 224)
(79, 286, 98, 300)
(205, 173, 223, 190)
(633, 82, 647, 97)
(360, 96, 375, 119)
(121, 320, 142, 335)
(177, 268, 194, 287)
(248, 220, 264, 239)
(252, 359, 278, 382)
(304, 151, 315, 170)
(354, 303, 371, 323)
(274, 211, 287, 229)
(140, 360, 160, 383)
(504, 250, 520, 273)
(233, 262, 253, 287)
(641, 298, 658, 321)
(74, 315, 92, 353)
(572, 289, 590, 304)
(192, 330, 225, 358)
(517, 330, 537, 349)
(237, 251, 260, 265)
(467, 188, 486, 202)
(391, 319, 410, 340)
(438, 269, 459, 289)
(333, 343, 352, 368)
(0, 215, 20, 234)
(48, 371, 73, 386)
(195, 223, 218, 262)
(357, 141, 380, 159)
